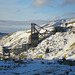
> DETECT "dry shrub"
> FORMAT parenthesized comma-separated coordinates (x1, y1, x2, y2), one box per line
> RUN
(70, 47, 75, 51)
(26, 31, 31, 33)
(62, 55, 67, 59)
(19, 55, 27, 59)
(70, 43, 75, 47)
(0, 57, 4, 60)
(5, 33, 13, 38)
(38, 55, 43, 59)
(65, 21, 75, 26)
(70, 43, 75, 50)
(69, 21, 75, 24)
(35, 54, 43, 59)
(66, 49, 69, 51)
(72, 52, 75, 55)
(39, 38, 43, 41)
(67, 43, 75, 52)
(54, 51, 58, 55)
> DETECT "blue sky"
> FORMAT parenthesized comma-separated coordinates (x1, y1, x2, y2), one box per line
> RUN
(0, 0, 75, 21)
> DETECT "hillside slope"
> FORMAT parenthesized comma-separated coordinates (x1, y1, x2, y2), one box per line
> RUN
(0, 18, 75, 60)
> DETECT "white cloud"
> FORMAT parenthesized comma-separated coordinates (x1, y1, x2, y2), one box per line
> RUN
(32, 0, 53, 7)
(61, 0, 75, 6)
(63, 12, 75, 16)
(32, 0, 75, 7)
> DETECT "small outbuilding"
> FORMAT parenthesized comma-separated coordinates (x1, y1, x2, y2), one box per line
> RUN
(2, 47, 10, 60)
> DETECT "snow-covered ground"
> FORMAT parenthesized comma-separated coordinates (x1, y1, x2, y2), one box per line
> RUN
(0, 18, 75, 75)
(0, 59, 75, 75)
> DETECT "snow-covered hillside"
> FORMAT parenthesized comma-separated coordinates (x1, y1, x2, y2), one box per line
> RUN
(26, 30, 75, 60)
(0, 18, 75, 75)
(0, 31, 31, 49)
(0, 18, 75, 60)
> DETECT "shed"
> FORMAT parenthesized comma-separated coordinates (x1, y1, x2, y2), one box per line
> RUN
(2, 47, 10, 59)
(22, 43, 31, 51)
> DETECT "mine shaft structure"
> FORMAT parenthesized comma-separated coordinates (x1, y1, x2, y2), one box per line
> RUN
(31, 23, 52, 47)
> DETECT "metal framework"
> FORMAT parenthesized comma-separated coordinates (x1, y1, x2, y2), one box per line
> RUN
(31, 23, 51, 47)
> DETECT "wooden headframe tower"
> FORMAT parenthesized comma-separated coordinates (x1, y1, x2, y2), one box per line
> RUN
(31, 23, 51, 47)
(31, 23, 39, 47)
